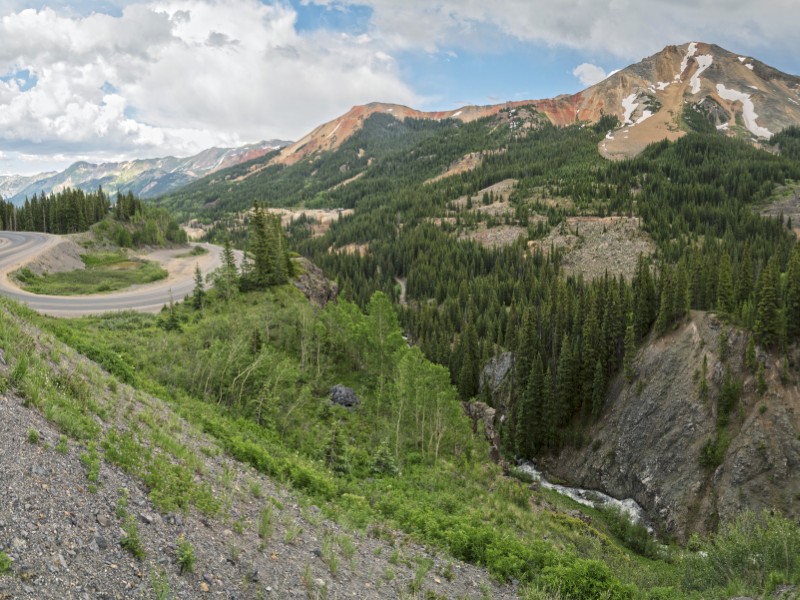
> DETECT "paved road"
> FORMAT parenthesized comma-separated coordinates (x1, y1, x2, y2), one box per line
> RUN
(0, 231, 224, 317)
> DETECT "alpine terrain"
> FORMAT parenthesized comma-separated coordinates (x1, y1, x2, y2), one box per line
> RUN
(1, 39, 800, 600)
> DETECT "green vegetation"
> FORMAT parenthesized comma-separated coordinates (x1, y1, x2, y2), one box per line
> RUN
(120, 514, 145, 559)
(3, 112, 800, 597)
(176, 535, 196, 574)
(176, 245, 209, 258)
(0, 187, 187, 248)
(14, 252, 167, 295)
(0, 551, 11, 575)
(0, 187, 110, 234)
(27, 427, 39, 444)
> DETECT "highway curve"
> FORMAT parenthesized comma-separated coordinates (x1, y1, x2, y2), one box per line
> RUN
(0, 231, 224, 317)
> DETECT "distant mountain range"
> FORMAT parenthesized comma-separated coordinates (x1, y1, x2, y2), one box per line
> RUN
(0, 140, 290, 205)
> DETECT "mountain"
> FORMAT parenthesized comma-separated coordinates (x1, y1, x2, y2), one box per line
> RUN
(157, 42, 800, 219)
(0, 140, 289, 205)
(272, 42, 800, 165)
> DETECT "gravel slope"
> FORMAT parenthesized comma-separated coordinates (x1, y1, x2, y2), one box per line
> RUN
(0, 315, 518, 600)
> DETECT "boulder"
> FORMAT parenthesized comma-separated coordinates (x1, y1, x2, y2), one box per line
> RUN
(329, 385, 359, 408)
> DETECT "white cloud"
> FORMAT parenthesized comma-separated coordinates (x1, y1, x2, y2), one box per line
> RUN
(308, 0, 800, 61)
(572, 63, 608, 87)
(0, 0, 418, 174)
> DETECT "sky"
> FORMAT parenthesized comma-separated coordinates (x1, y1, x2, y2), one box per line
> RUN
(1, 0, 799, 176)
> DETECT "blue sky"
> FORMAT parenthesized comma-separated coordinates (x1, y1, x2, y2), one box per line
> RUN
(0, 0, 799, 175)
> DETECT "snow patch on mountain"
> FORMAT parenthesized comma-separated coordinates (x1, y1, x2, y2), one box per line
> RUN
(716, 84, 773, 138)
(622, 93, 639, 125)
(746, 64, 754, 70)
(656, 81, 670, 91)
(636, 110, 654, 125)
(738, 56, 747, 63)
(677, 42, 698, 80)
(691, 55, 713, 94)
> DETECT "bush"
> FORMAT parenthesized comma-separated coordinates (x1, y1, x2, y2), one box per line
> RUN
(682, 510, 800, 593)
(27, 428, 39, 444)
(176, 535, 195, 574)
(0, 551, 11, 574)
(120, 515, 145, 559)
(539, 559, 635, 600)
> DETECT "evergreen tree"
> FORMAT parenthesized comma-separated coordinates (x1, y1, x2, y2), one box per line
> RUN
(192, 264, 205, 310)
(623, 320, 636, 383)
(458, 321, 480, 399)
(542, 365, 556, 450)
(591, 359, 606, 419)
(754, 257, 781, 348)
(555, 335, 575, 425)
(786, 246, 800, 341)
(716, 251, 734, 316)
(737, 241, 754, 305)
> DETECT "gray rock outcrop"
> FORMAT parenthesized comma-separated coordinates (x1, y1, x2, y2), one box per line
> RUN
(329, 385, 360, 408)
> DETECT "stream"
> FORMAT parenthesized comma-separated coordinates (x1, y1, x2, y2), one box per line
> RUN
(515, 461, 653, 532)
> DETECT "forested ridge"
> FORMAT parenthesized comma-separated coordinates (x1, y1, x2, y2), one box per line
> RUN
(0, 187, 187, 247)
(284, 119, 800, 457)
(164, 111, 800, 458)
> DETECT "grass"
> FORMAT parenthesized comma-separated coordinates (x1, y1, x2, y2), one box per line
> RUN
(14, 252, 167, 295)
(0, 551, 12, 575)
(5, 285, 800, 599)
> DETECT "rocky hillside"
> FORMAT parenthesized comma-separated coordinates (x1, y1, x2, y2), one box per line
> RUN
(596, 42, 800, 158)
(0, 301, 514, 600)
(543, 311, 800, 542)
(0, 140, 289, 205)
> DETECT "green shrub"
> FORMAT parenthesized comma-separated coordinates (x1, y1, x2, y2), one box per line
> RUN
(120, 515, 145, 559)
(682, 510, 800, 593)
(27, 428, 39, 444)
(539, 559, 635, 600)
(0, 551, 12, 574)
(176, 535, 195, 574)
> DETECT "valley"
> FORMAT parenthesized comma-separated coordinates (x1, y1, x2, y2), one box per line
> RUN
(1, 39, 800, 600)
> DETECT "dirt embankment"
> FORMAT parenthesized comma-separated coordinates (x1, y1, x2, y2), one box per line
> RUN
(22, 238, 86, 276)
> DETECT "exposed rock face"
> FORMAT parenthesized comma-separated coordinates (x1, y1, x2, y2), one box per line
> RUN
(479, 352, 513, 399)
(293, 257, 338, 307)
(464, 401, 502, 463)
(544, 312, 800, 540)
(329, 384, 360, 408)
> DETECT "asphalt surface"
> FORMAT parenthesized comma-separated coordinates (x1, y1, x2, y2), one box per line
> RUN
(0, 231, 224, 317)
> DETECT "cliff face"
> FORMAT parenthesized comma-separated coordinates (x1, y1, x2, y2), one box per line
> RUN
(544, 312, 800, 540)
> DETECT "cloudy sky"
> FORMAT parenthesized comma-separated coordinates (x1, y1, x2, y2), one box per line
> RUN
(1, 0, 799, 175)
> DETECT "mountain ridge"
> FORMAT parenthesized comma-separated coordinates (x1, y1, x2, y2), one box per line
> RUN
(0, 140, 290, 205)
(267, 41, 800, 167)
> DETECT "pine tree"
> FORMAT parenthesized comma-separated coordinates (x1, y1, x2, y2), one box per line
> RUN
(623, 320, 636, 383)
(192, 264, 205, 310)
(754, 258, 781, 348)
(542, 365, 557, 450)
(716, 251, 734, 316)
(555, 335, 575, 426)
(785, 246, 800, 341)
(458, 321, 480, 399)
(737, 241, 754, 305)
(591, 359, 605, 419)
(249, 202, 272, 288)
